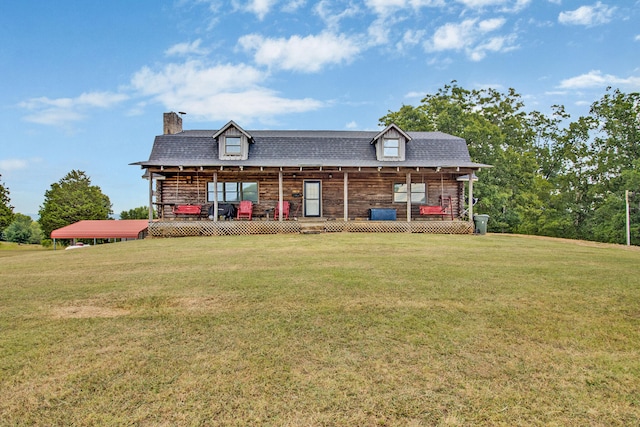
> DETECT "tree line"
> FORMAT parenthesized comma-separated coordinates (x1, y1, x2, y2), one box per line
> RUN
(1, 83, 639, 245)
(380, 83, 640, 245)
(0, 170, 151, 245)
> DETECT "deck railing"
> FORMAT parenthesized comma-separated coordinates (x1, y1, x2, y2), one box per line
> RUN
(148, 219, 473, 237)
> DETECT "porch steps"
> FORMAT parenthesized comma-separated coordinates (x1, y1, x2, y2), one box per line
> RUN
(298, 219, 326, 234)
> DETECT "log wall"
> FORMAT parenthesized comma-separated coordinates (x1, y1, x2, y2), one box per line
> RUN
(156, 171, 464, 220)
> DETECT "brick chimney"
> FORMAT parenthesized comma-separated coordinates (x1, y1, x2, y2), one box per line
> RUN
(163, 112, 183, 135)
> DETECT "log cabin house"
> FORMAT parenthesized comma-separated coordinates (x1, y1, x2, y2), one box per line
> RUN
(132, 112, 489, 236)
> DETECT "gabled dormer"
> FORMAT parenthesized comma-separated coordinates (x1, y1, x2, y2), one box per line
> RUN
(213, 120, 253, 160)
(371, 123, 412, 161)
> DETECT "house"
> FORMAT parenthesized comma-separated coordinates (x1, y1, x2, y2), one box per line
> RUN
(132, 112, 489, 236)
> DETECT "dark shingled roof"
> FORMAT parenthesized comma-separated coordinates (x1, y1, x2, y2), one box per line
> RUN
(133, 129, 489, 169)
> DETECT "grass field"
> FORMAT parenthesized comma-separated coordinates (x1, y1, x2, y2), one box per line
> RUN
(1, 234, 639, 426)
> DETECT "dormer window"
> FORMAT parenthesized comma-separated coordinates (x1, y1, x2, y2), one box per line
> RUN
(371, 124, 411, 162)
(225, 136, 242, 155)
(213, 120, 253, 161)
(383, 138, 399, 157)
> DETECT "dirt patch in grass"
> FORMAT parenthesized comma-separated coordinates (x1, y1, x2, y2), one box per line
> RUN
(51, 305, 130, 319)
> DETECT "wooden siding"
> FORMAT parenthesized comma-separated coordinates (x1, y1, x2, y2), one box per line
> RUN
(156, 170, 465, 220)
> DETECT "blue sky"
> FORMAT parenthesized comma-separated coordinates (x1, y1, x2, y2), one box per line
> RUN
(1, 0, 638, 217)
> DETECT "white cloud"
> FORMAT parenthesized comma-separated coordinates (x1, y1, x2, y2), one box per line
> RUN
(404, 91, 425, 99)
(241, 0, 278, 19)
(0, 159, 29, 172)
(429, 20, 477, 51)
(165, 39, 209, 56)
(364, 0, 444, 16)
(425, 17, 515, 60)
(470, 33, 517, 60)
(635, 35, 640, 42)
(396, 29, 426, 51)
(345, 121, 358, 129)
(238, 32, 363, 72)
(455, 0, 505, 7)
(315, 0, 360, 31)
(558, 2, 616, 27)
(478, 17, 505, 32)
(19, 92, 128, 126)
(558, 70, 640, 89)
(455, 0, 530, 12)
(282, 0, 306, 13)
(130, 60, 324, 122)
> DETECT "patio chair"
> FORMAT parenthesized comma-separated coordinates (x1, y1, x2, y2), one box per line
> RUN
(236, 200, 253, 220)
(274, 201, 290, 220)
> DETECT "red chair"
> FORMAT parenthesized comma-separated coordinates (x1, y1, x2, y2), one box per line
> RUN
(236, 200, 253, 220)
(274, 201, 290, 220)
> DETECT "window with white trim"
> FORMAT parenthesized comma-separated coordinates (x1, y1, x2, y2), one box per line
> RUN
(208, 182, 258, 202)
(393, 183, 426, 203)
(383, 138, 400, 157)
(224, 136, 242, 155)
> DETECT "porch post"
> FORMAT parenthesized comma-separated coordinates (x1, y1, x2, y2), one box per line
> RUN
(406, 172, 412, 222)
(468, 173, 474, 222)
(343, 172, 348, 221)
(278, 171, 283, 221)
(148, 172, 154, 222)
(213, 172, 218, 222)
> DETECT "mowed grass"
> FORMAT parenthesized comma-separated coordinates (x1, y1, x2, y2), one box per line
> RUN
(1, 234, 639, 426)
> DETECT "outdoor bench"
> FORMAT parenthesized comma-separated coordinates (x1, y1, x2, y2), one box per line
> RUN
(172, 204, 203, 217)
(419, 205, 453, 220)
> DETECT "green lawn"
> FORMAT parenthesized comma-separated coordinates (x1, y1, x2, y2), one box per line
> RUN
(1, 234, 639, 426)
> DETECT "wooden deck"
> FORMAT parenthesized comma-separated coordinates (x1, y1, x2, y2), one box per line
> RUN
(147, 219, 474, 237)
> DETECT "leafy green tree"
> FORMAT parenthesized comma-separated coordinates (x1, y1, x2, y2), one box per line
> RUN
(0, 174, 14, 237)
(589, 89, 640, 189)
(120, 206, 156, 220)
(380, 84, 640, 243)
(381, 82, 546, 234)
(39, 170, 112, 238)
(4, 213, 43, 244)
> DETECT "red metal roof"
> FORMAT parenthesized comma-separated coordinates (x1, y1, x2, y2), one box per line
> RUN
(51, 220, 149, 239)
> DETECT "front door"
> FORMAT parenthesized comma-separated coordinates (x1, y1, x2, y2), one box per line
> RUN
(304, 181, 321, 217)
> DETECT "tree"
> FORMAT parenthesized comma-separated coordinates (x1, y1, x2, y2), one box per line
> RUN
(120, 206, 156, 220)
(39, 170, 112, 237)
(380, 83, 640, 243)
(0, 174, 14, 238)
(585, 89, 640, 243)
(4, 213, 43, 244)
(380, 82, 546, 234)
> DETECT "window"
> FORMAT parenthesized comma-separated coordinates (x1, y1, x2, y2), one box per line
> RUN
(393, 183, 426, 203)
(208, 181, 258, 202)
(383, 138, 399, 157)
(225, 136, 242, 155)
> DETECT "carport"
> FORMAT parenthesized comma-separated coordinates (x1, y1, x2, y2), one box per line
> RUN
(51, 220, 149, 249)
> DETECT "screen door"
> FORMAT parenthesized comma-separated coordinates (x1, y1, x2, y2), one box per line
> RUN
(303, 181, 321, 217)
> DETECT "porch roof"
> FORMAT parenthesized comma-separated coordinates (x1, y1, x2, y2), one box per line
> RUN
(133, 129, 490, 170)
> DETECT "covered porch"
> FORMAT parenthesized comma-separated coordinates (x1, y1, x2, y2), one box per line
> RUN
(144, 166, 480, 226)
